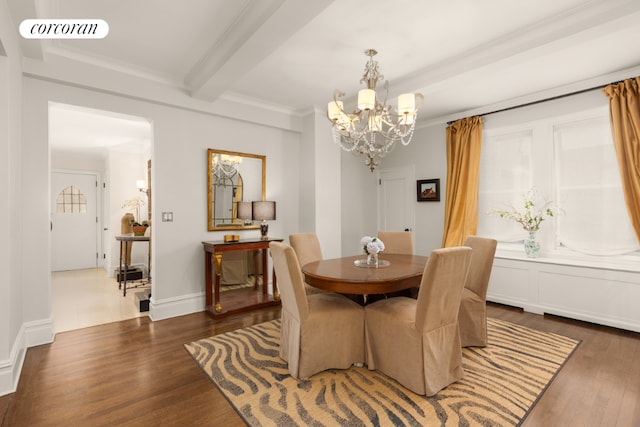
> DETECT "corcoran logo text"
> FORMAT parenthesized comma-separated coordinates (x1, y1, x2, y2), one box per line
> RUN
(19, 19, 109, 39)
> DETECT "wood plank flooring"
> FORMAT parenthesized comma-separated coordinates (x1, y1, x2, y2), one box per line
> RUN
(1, 303, 638, 427)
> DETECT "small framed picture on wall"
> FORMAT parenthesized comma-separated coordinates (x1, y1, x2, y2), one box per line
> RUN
(416, 179, 440, 202)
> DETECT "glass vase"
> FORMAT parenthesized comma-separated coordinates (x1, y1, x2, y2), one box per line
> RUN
(366, 252, 379, 267)
(524, 231, 540, 258)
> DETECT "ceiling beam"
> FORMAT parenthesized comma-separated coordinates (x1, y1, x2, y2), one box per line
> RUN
(187, 0, 333, 102)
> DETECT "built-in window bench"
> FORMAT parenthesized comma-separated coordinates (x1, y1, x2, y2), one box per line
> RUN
(487, 251, 640, 333)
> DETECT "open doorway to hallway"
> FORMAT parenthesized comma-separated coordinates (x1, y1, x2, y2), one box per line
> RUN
(52, 268, 149, 333)
(49, 102, 153, 333)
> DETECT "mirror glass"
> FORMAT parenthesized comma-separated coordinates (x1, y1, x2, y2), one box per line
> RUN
(208, 149, 265, 231)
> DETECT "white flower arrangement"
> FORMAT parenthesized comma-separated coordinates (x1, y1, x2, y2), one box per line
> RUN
(361, 236, 385, 255)
(122, 197, 146, 224)
(489, 188, 563, 232)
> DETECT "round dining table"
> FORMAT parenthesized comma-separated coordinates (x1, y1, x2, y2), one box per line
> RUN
(301, 254, 428, 295)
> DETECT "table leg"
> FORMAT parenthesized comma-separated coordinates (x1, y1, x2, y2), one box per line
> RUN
(118, 241, 123, 290)
(214, 253, 223, 313)
(272, 268, 279, 301)
(204, 251, 213, 307)
(261, 248, 268, 298)
(123, 241, 130, 297)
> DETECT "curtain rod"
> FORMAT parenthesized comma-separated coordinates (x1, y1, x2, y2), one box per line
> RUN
(446, 78, 627, 126)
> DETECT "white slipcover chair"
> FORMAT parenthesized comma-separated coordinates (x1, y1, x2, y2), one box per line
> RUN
(458, 236, 497, 347)
(270, 241, 365, 379)
(365, 246, 472, 396)
(377, 230, 414, 255)
(289, 232, 327, 295)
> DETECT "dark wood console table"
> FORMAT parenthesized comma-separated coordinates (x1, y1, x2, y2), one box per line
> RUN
(202, 238, 282, 318)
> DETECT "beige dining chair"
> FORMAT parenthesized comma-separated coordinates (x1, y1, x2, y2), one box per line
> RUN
(289, 232, 327, 295)
(458, 235, 498, 347)
(364, 246, 472, 396)
(378, 230, 416, 298)
(269, 242, 365, 380)
(377, 230, 414, 255)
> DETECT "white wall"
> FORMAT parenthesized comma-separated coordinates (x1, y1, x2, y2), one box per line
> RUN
(371, 123, 449, 256)
(21, 76, 302, 328)
(0, 0, 26, 396)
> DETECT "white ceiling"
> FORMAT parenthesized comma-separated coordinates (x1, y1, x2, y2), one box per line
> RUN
(7, 0, 640, 156)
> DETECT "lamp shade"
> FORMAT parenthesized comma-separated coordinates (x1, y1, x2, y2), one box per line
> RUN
(237, 201, 253, 220)
(252, 201, 276, 221)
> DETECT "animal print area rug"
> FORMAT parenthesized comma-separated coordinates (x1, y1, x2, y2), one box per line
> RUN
(185, 318, 579, 426)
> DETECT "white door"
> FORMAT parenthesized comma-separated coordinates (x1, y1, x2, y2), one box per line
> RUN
(378, 166, 415, 232)
(51, 172, 99, 271)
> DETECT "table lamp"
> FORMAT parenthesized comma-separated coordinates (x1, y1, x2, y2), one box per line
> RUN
(252, 201, 276, 240)
(237, 201, 253, 226)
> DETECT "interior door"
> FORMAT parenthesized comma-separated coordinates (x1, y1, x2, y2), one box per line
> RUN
(51, 171, 99, 271)
(378, 166, 415, 232)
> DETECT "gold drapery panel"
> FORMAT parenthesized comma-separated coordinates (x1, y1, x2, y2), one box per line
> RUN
(441, 116, 483, 247)
(603, 77, 640, 244)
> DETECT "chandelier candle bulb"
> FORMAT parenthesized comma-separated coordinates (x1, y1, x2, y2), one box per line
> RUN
(358, 89, 376, 110)
(328, 100, 343, 121)
(398, 93, 416, 114)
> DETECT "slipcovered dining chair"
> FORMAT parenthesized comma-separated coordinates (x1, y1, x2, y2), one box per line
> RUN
(458, 235, 498, 347)
(289, 232, 327, 295)
(378, 230, 416, 298)
(364, 246, 472, 396)
(269, 241, 365, 380)
(377, 230, 414, 255)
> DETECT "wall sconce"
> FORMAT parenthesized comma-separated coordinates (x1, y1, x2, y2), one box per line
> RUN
(136, 179, 150, 197)
(252, 201, 276, 240)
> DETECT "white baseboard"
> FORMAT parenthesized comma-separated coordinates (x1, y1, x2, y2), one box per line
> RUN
(0, 317, 54, 397)
(0, 325, 25, 397)
(149, 292, 205, 321)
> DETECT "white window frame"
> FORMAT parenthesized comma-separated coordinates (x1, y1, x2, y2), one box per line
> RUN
(478, 106, 640, 272)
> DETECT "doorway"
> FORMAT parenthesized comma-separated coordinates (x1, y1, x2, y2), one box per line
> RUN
(377, 165, 415, 233)
(49, 102, 152, 333)
(51, 171, 99, 271)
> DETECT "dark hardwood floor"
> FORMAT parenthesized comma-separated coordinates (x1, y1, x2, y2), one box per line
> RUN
(1, 303, 638, 426)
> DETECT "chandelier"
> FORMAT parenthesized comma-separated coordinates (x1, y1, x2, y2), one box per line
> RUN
(211, 153, 242, 183)
(327, 49, 423, 172)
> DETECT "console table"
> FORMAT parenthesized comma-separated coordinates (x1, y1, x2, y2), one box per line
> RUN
(202, 238, 282, 318)
(115, 235, 150, 297)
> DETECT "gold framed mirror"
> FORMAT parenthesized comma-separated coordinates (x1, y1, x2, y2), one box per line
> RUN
(207, 149, 266, 231)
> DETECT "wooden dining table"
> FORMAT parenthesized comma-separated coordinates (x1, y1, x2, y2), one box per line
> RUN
(301, 254, 428, 295)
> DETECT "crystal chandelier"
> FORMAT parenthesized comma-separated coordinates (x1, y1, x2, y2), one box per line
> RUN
(327, 49, 423, 172)
(211, 153, 242, 183)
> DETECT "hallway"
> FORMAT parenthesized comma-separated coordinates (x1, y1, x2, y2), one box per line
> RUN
(51, 268, 149, 334)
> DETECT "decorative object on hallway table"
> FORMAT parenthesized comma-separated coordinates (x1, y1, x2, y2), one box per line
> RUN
(489, 187, 563, 258)
(252, 200, 276, 240)
(122, 196, 148, 235)
(185, 318, 579, 427)
(355, 235, 389, 268)
(417, 178, 440, 202)
(327, 49, 424, 172)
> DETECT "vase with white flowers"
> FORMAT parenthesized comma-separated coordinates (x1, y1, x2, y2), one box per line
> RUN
(489, 188, 563, 258)
(122, 197, 149, 236)
(360, 236, 385, 266)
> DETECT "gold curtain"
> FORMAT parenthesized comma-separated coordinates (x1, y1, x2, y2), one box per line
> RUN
(603, 77, 640, 244)
(441, 116, 483, 247)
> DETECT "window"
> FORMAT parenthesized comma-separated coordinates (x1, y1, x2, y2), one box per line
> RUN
(477, 105, 639, 263)
(56, 186, 87, 213)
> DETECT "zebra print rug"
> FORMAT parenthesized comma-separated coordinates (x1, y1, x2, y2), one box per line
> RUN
(185, 318, 578, 426)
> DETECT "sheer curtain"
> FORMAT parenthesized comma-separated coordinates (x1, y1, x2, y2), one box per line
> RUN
(442, 116, 483, 247)
(603, 77, 640, 245)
